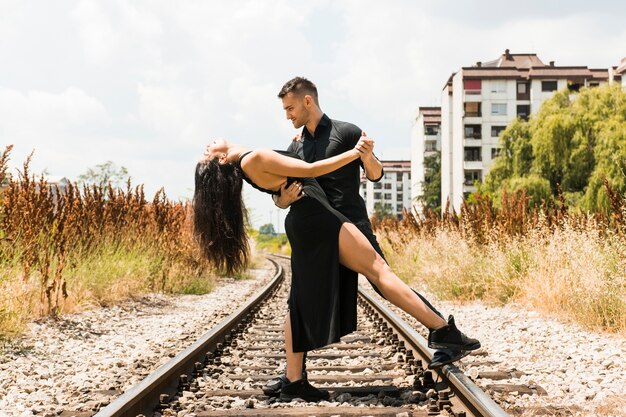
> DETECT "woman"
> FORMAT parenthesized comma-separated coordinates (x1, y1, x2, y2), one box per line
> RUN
(194, 137, 480, 402)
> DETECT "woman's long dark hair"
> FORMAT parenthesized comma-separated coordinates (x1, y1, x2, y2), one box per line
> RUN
(193, 158, 248, 275)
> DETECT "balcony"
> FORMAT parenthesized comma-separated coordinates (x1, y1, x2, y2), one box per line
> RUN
(464, 102, 482, 118)
(464, 124, 482, 140)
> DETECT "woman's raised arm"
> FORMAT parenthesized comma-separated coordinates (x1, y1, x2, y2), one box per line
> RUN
(251, 148, 361, 178)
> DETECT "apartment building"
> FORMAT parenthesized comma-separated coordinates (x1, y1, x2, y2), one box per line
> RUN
(360, 160, 412, 219)
(440, 49, 611, 212)
(410, 107, 441, 214)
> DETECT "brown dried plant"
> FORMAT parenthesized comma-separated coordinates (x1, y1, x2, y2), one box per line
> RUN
(0, 146, 211, 320)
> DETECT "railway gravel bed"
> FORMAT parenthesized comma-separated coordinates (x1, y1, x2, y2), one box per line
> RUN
(2, 256, 624, 417)
(359, 277, 626, 417)
(0, 261, 275, 417)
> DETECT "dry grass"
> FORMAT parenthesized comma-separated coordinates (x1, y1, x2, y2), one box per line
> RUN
(0, 146, 217, 338)
(374, 188, 626, 333)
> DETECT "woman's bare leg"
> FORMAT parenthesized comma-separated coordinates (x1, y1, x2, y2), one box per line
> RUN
(338, 223, 447, 330)
(284, 314, 305, 381)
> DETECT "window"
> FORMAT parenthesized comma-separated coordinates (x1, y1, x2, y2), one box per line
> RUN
(397, 193, 403, 201)
(464, 79, 481, 94)
(490, 80, 506, 93)
(464, 124, 482, 139)
(517, 105, 530, 121)
(464, 101, 481, 117)
(567, 80, 582, 92)
(491, 125, 506, 137)
(384, 183, 392, 190)
(517, 82, 530, 100)
(384, 172, 393, 179)
(464, 147, 482, 162)
(491, 147, 502, 159)
(374, 192, 381, 199)
(425, 125, 440, 135)
(374, 183, 382, 189)
(396, 173, 403, 181)
(542, 81, 558, 92)
(589, 82, 600, 87)
(491, 103, 507, 115)
(425, 140, 437, 151)
(464, 170, 482, 185)
(384, 193, 392, 200)
(396, 204, 403, 212)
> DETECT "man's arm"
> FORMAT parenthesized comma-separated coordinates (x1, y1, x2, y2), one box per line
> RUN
(356, 132, 383, 181)
(273, 135, 304, 209)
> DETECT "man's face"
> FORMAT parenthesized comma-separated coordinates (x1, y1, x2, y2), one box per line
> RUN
(282, 92, 309, 129)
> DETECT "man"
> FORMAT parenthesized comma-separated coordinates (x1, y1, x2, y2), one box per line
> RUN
(263, 77, 465, 399)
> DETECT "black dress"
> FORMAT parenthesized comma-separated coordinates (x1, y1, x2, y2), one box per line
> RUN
(239, 150, 358, 352)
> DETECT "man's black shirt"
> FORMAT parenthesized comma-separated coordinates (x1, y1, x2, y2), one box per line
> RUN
(287, 114, 382, 224)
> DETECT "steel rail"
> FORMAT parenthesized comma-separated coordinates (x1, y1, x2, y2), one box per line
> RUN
(358, 285, 509, 417)
(94, 258, 284, 417)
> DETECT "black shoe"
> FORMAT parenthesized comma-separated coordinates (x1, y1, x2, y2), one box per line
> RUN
(262, 371, 308, 397)
(428, 348, 470, 369)
(279, 378, 330, 402)
(263, 353, 308, 397)
(428, 315, 481, 351)
(263, 373, 289, 397)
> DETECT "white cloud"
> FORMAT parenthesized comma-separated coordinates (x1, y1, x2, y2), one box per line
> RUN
(0, 87, 111, 139)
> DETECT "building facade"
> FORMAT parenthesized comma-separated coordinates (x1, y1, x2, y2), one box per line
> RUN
(410, 107, 441, 214)
(440, 49, 611, 212)
(360, 160, 411, 219)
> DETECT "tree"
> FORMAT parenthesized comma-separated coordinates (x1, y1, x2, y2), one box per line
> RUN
(78, 161, 129, 188)
(258, 223, 276, 235)
(373, 202, 394, 220)
(482, 84, 626, 212)
(416, 151, 441, 212)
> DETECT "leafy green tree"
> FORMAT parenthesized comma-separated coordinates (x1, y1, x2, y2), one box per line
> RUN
(258, 223, 275, 235)
(482, 84, 626, 212)
(78, 161, 129, 188)
(373, 202, 394, 220)
(416, 151, 441, 212)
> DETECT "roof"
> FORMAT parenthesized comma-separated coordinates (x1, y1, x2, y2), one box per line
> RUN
(529, 66, 609, 80)
(481, 51, 545, 69)
(455, 49, 609, 83)
(381, 160, 411, 169)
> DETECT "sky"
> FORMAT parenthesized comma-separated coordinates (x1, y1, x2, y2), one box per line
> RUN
(2, 0, 625, 229)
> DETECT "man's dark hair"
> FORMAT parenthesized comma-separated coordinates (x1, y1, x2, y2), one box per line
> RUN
(278, 77, 319, 104)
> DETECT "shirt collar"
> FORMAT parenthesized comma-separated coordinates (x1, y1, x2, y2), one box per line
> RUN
(302, 114, 330, 140)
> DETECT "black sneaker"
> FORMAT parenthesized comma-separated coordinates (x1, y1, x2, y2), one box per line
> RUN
(428, 315, 481, 351)
(279, 378, 330, 402)
(428, 348, 470, 369)
(263, 353, 308, 397)
(262, 371, 308, 397)
(262, 373, 289, 397)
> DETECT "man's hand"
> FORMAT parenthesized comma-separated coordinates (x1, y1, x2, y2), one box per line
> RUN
(274, 181, 304, 209)
(355, 132, 376, 162)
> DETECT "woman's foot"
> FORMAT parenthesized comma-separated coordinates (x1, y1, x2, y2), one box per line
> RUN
(428, 315, 481, 351)
(279, 378, 330, 402)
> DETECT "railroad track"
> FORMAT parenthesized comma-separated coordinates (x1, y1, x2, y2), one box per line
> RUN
(95, 255, 509, 417)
